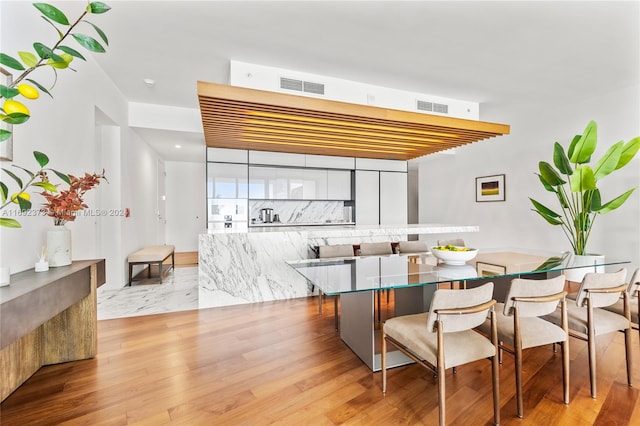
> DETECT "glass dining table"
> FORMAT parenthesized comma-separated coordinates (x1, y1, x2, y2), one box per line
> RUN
(287, 248, 629, 371)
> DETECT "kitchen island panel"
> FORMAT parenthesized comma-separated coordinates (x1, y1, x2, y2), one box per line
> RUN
(199, 224, 479, 308)
(199, 231, 309, 308)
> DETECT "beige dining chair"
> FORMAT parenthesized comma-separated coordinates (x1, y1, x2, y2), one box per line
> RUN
(317, 244, 355, 330)
(601, 268, 640, 348)
(382, 282, 500, 426)
(478, 275, 569, 418)
(437, 238, 465, 247)
(358, 241, 393, 256)
(544, 268, 632, 398)
(397, 240, 429, 254)
(357, 241, 394, 322)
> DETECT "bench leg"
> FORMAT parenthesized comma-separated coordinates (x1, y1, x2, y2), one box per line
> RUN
(128, 263, 133, 286)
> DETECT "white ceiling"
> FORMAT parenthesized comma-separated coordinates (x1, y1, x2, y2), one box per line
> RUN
(88, 0, 639, 162)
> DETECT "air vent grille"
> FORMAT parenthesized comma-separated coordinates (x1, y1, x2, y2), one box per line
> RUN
(280, 77, 325, 95)
(416, 100, 433, 112)
(417, 99, 449, 114)
(280, 77, 303, 92)
(303, 81, 324, 95)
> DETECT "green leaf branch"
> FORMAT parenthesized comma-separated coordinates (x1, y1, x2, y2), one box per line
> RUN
(530, 120, 640, 255)
(0, 151, 69, 228)
(0, 2, 111, 142)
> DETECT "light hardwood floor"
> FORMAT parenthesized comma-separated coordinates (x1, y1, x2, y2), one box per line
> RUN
(1, 295, 639, 425)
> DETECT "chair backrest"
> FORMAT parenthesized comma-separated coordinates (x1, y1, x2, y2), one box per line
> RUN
(358, 242, 393, 256)
(576, 268, 628, 308)
(627, 268, 640, 298)
(319, 244, 354, 259)
(426, 282, 494, 333)
(397, 240, 429, 254)
(437, 238, 465, 247)
(503, 275, 566, 317)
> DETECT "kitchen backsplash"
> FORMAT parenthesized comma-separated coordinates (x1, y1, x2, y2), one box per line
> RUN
(250, 200, 352, 225)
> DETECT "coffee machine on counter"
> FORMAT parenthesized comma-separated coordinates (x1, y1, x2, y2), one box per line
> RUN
(256, 208, 281, 224)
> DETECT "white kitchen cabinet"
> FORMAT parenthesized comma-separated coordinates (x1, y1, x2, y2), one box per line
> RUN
(327, 170, 351, 200)
(303, 169, 328, 199)
(207, 163, 248, 199)
(305, 154, 355, 169)
(249, 150, 306, 167)
(380, 171, 407, 225)
(207, 147, 248, 163)
(355, 170, 379, 225)
(356, 158, 407, 172)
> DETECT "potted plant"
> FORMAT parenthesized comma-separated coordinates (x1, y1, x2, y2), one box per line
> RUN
(530, 120, 639, 280)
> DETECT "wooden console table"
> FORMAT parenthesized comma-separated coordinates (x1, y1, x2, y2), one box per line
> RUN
(0, 259, 105, 402)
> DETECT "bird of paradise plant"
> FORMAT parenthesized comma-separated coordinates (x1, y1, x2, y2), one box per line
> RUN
(530, 120, 640, 255)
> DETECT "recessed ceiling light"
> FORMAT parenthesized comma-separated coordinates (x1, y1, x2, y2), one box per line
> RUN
(143, 78, 155, 87)
(175, 144, 181, 148)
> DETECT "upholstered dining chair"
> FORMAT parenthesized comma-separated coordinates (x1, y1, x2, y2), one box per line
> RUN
(437, 238, 466, 248)
(317, 244, 355, 330)
(544, 268, 632, 398)
(382, 282, 500, 426)
(478, 275, 569, 418)
(601, 268, 640, 347)
(397, 240, 429, 254)
(358, 241, 393, 256)
(357, 242, 394, 322)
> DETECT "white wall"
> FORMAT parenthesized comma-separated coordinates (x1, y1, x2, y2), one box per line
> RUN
(418, 84, 640, 275)
(0, 2, 162, 288)
(165, 161, 206, 252)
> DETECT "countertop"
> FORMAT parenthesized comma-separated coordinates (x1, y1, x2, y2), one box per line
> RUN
(204, 223, 479, 237)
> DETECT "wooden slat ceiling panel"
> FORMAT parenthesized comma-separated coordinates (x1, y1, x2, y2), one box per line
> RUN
(198, 81, 510, 160)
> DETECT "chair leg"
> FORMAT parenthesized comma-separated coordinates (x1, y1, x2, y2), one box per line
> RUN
(334, 296, 339, 331)
(624, 328, 633, 386)
(381, 329, 387, 393)
(436, 322, 446, 426)
(437, 361, 446, 426)
(491, 310, 500, 426)
(318, 290, 323, 314)
(587, 302, 597, 398)
(562, 340, 570, 404)
(514, 311, 524, 418)
(515, 342, 523, 418)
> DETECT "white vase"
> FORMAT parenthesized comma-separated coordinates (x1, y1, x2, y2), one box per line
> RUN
(47, 225, 72, 267)
(564, 254, 605, 283)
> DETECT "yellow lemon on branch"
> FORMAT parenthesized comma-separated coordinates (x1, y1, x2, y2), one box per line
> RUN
(17, 83, 39, 99)
(3, 99, 30, 116)
(11, 192, 31, 203)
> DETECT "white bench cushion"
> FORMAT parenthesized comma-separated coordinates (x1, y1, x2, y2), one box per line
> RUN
(128, 245, 175, 263)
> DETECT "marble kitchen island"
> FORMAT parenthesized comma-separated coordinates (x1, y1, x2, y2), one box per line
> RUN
(198, 224, 478, 308)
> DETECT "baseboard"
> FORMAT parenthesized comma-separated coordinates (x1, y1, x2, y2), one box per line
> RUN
(175, 252, 198, 267)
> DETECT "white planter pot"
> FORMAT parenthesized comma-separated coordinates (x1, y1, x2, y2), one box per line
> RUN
(564, 254, 605, 283)
(47, 225, 72, 267)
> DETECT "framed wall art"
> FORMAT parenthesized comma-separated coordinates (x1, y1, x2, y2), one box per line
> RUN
(476, 174, 505, 202)
(1, 67, 13, 161)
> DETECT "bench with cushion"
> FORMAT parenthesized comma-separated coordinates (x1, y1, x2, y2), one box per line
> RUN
(128, 245, 175, 285)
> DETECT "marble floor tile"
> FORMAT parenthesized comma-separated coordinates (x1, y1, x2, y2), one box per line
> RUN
(97, 267, 199, 320)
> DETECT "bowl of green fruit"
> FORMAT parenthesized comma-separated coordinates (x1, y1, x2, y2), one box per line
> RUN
(431, 244, 478, 266)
